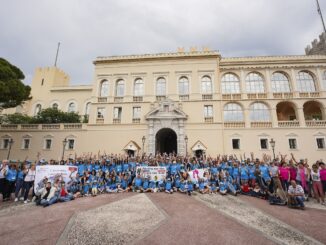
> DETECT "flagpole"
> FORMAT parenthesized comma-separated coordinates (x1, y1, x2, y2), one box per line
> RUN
(54, 42, 61, 67)
(316, 0, 326, 33)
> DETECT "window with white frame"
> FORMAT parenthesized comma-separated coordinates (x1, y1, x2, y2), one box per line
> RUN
(97, 107, 105, 119)
(289, 138, 297, 150)
(100, 80, 109, 97)
(232, 139, 240, 150)
(221, 73, 240, 94)
(250, 102, 270, 121)
(85, 102, 91, 116)
(34, 104, 42, 115)
(224, 103, 244, 121)
(2, 138, 10, 149)
(156, 77, 166, 96)
(271, 72, 291, 93)
(44, 139, 52, 150)
(260, 139, 268, 150)
(245, 72, 265, 93)
(22, 138, 30, 149)
(316, 138, 325, 149)
(52, 103, 59, 110)
(201, 76, 212, 94)
(134, 78, 144, 96)
(67, 139, 75, 150)
(133, 107, 141, 119)
(113, 107, 122, 119)
(178, 76, 189, 95)
(115, 79, 125, 97)
(68, 102, 76, 113)
(296, 71, 316, 92)
(204, 105, 213, 118)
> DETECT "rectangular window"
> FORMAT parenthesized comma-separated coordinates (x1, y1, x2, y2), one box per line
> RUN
(97, 107, 105, 119)
(2, 139, 9, 149)
(23, 139, 30, 149)
(45, 139, 52, 150)
(113, 107, 122, 119)
(133, 107, 141, 119)
(289, 138, 297, 149)
(204, 105, 213, 118)
(232, 139, 240, 150)
(68, 139, 75, 150)
(316, 138, 325, 149)
(260, 139, 268, 150)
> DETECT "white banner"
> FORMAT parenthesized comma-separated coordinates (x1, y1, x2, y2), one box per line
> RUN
(188, 169, 207, 184)
(136, 166, 167, 182)
(34, 165, 78, 192)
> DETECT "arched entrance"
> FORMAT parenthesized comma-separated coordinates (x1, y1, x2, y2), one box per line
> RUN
(155, 128, 177, 154)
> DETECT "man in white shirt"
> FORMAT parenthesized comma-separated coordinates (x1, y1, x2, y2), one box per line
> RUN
(288, 180, 305, 209)
(0, 160, 9, 201)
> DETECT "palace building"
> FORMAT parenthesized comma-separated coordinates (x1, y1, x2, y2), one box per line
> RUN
(1, 48, 326, 161)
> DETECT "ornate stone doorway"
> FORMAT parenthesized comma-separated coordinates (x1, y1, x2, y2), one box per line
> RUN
(155, 128, 177, 154)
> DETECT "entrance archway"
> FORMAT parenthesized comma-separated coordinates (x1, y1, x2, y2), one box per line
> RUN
(155, 128, 177, 154)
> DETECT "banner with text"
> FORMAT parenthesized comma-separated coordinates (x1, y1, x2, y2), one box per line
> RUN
(34, 165, 78, 192)
(136, 166, 167, 182)
(188, 168, 208, 184)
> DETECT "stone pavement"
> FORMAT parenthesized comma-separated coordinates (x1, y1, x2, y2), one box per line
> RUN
(0, 193, 325, 245)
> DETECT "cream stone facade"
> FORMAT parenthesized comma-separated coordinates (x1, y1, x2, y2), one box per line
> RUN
(1, 50, 326, 162)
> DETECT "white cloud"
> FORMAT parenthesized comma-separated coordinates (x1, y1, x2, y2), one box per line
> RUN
(0, 0, 323, 85)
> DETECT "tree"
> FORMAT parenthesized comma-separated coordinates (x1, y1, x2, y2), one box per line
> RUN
(0, 58, 32, 109)
(33, 108, 81, 124)
(1, 113, 34, 124)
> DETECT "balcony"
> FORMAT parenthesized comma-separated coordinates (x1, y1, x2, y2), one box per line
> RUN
(42, 124, 60, 130)
(224, 122, 245, 128)
(132, 118, 140, 124)
(179, 95, 189, 101)
(204, 117, 214, 123)
(0, 123, 85, 131)
(247, 93, 267, 99)
(96, 118, 104, 124)
(251, 122, 272, 128)
(114, 97, 123, 103)
(222, 94, 242, 100)
(156, 96, 166, 101)
(0, 124, 18, 130)
(202, 94, 213, 100)
(21, 124, 39, 130)
(305, 120, 326, 127)
(133, 96, 143, 102)
(98, 97, 107, 103)
(63, 124, 83, 129)
(278, 121, 300, 128)
(113, 118, 121, 124)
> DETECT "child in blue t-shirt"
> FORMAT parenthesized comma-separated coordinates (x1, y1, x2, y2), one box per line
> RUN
(141, 177, 153, 193)
(165, 178, 173, 194)
(219, 177, 228, 195)
(132, 175, 143, 192)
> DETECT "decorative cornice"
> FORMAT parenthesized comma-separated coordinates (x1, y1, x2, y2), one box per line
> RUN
(94, 51, 221, 64)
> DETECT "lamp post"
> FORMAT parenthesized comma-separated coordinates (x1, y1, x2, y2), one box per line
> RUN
(62, 138, 68, 160)
(142, 136, 146, 154)
(6, 138, 14, 160)
(184, 135, 188, 156)
(269, 138, 276, 160)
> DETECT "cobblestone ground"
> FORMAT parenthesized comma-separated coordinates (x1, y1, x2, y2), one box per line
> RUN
(0, 193, 325, 245)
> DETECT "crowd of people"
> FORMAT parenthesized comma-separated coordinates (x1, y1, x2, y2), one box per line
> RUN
(0, 152, 325, 210)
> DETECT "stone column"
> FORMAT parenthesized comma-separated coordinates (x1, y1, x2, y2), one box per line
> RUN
(297, 107, 306, 127)
(271, 107, 278, 127)
(148, 120, 155, 154)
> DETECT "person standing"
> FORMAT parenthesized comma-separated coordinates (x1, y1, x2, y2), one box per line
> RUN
(4, 164, 17, 201)
(0, 160, 9, 201)
(311, 164, 325, 205)
(15, 164, 26, 201)
(22, 163, 36, 204)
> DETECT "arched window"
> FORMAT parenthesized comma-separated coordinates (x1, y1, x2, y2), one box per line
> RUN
(156, 77, 166, 96)
(99, 80, 109, 97)
(68, 102, 76, 113)
(133, 78, 144, 96)
(201, 76, 212, 94)
(34, 104, 42, 115)
(223, 103, 244, 121)
(52, 103, 58, 110)
(250, 102, 270, 121)
(296, 71, 316, 92)
(115, 79, 125, 97)
(221, 73, 240, 94)
(245, 72, 265, 93)
(85, 102, 91, 115)
(179, 76, 189, 95)
(271, 72, 291, 93)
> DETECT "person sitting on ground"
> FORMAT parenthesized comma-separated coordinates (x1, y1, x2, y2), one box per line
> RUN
(288, 180, 305, 210)
(39, 181, 58, 207)
(91, 180, 98, 196)
(141, 177, 153, 193)
(268, 177, 287, 206)
(219, 177, 228, 195)
(198, 178, 209, 194)
(132, 174, 143, 193)
(250, 182, 266, 199)
(58, 181, 74, 201)
(165, 178, 173, 194)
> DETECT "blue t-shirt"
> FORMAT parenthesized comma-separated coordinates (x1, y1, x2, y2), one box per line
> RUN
(134, 178, 142, 187)
(240, 166, 249, 180)
(6, 169, 17, 181)
(17, 170, 24, 180)
(165, 181, 172, 191)
(78, 164, 85, 176)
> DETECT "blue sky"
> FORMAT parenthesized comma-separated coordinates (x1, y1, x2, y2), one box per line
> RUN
(0, 0, 323, 85)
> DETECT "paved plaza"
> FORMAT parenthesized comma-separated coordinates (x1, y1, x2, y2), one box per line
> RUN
(1, 193, 325, 245)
